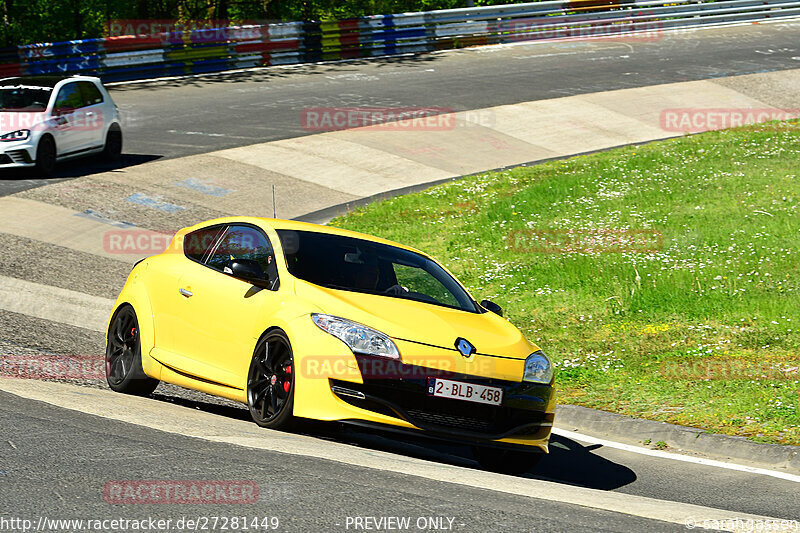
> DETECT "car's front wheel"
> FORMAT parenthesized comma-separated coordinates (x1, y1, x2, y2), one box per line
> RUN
(247, 330, 295, 430)
(105, 305, 159, 395)
(101, 125, 122, 162)
(34, 135, 56, 176)
(472, 446, 543, 475)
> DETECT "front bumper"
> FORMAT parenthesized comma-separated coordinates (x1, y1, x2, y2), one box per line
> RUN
(0, 143, 34, 167)
(330, 354, 554, 450)
(286, 316, 554, 452)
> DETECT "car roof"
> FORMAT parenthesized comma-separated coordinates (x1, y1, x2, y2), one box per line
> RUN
(185, 217, 427, 256)
(0, 75, 100, 88)
(0, 76, 63, 88)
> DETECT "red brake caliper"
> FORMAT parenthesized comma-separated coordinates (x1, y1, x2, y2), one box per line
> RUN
(283, 365, 292, 392)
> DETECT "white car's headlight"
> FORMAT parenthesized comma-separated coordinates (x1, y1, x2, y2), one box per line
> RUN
(523, 350, 553, 384)
(0, 129, 30, 142)
(311, 313, 400, 359)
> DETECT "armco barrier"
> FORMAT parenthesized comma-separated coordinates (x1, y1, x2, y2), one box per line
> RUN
(1, 0, 799, 83)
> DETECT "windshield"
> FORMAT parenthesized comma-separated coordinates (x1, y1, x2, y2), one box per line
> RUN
(277, 229, 478, 313)
(0, 86, 52, 112)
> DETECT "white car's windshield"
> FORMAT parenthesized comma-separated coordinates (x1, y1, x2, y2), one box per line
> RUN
(277, 229, 479, 313)
(0, 86, 52, 111)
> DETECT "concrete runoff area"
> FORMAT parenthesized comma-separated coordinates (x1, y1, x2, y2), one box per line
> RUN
(4, 69, 797, 231)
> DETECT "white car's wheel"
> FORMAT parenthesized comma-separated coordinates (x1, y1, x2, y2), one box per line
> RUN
(34, 135, 56, 176)
(101, 125, 122, 162)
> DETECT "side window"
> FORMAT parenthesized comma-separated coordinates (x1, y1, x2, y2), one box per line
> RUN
(207, 225, 278, 283)
(184, 226, 225, 263)
(53, 83, 85, 111)
(79, 82, 104, 106)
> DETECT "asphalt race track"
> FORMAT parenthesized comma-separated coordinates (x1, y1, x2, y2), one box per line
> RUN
(1, 21, 800, 532)
(3, 21, 800, 196)
(111, 21, 800, 159)
(2, 391, 683, 533)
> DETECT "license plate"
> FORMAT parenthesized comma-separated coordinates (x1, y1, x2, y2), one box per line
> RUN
(427, 378, 503, 406)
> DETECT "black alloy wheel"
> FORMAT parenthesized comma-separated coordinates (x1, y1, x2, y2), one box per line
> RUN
(247, 330, 296, 429)
(105, 305, 159, 395)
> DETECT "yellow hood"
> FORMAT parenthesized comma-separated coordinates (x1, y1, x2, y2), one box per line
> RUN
(294, 280, 536, 360)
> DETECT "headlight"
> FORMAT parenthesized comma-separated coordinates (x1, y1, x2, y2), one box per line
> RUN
(0, 129, 30, 142)
(523, 350, 553, 384)
(311, 314, 400, 359)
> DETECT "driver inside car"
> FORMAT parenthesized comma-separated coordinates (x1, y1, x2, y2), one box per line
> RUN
(351, 262, 407, 296)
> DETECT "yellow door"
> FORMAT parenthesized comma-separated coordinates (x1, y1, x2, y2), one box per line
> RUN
(171, 224, 282, 390)
(148, 224, 226, 364)
(146, 252, 193, 356)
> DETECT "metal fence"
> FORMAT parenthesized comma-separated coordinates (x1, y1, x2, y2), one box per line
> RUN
(1, 0, 799, 83)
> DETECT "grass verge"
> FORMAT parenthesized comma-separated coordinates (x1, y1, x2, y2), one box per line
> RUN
(331, 122, 800, 446)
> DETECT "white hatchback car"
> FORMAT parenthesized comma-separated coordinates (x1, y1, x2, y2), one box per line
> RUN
(0, 75, 122, 175)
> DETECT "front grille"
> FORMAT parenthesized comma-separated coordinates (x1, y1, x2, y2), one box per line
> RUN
(0, 154, 12, 164)
(406, 409, 495, 433)
(400, 393, 547, 435)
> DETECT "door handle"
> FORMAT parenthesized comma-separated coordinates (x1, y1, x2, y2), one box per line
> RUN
(179, 288, 193, 298)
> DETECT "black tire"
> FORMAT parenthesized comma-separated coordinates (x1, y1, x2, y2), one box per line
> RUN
(34, 135, 56, 176)
(101, 125, 122, 162)
(247, 330, 295, 430)
(105, 305, 159, 395)
(472, 446, 543, 475)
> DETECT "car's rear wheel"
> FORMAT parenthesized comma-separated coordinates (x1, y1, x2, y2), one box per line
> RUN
(101, 125, 122, 162)
(105, 305, 159, 395)
(247, 330, 295, 429)
(34, 135, 56, 176)
(472, 446, 543, 475)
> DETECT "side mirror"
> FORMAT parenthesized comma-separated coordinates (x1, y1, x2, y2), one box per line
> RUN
(226, 259, 270, 288)
(480, 299, 503, 316)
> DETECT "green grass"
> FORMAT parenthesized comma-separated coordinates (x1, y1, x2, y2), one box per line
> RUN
(331, 122, 800, 446)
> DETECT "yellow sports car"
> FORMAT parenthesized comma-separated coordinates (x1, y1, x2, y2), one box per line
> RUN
(106, 217, 555, 473)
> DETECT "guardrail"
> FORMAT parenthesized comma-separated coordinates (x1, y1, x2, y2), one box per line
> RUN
(1, 0, 799, 83)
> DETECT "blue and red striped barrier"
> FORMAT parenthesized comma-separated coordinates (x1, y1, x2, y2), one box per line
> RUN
(0, 0, 798, 83)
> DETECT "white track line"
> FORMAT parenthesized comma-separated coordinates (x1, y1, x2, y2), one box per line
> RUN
(553, 428, 800, 483)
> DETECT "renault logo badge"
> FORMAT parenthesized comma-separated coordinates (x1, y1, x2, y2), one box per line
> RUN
(455, 337, 476, 358)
